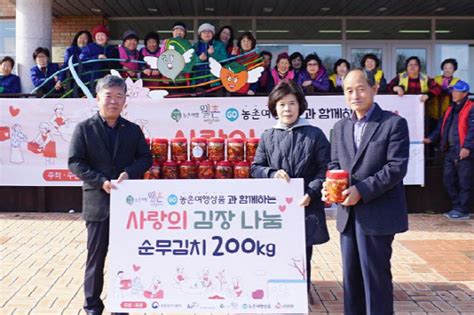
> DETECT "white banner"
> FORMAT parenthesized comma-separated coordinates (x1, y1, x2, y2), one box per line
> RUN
(0, 95, 424, 186)
(108, 178, 307, 313)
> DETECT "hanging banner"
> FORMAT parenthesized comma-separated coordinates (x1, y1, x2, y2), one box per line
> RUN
(0, 95, 424, 186)
(108, 178, 307, 313)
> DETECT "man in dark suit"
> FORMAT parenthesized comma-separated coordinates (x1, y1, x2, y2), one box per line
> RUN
(322, 69, 410, 315)
(68, 75, 152, 315)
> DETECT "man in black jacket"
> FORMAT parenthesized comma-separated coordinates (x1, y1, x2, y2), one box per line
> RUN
(68, 75, 152, 315)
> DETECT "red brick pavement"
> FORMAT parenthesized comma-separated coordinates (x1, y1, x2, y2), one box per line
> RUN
(1, 213, 473, 314)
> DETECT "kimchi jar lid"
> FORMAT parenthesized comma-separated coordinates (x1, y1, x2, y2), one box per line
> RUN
(180, 160, 196, 167)
(326, 170, 349, 179)
(152, 138, 168, 143)
(152, 158, 162, 165)
(246, 138, 260, 143)
(216, 160, 232, 167)
(209, 137, 225, 143)
(234, 161, 250, 167)
(228, 138, 244, 143)
(171, 137, 187, 143)
(198, 160, 214, 167)
(163, 160, 179, 167)
(191, 137, 207, 143)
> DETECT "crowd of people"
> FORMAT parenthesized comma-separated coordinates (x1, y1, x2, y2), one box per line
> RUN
(0, 22, 469, 99)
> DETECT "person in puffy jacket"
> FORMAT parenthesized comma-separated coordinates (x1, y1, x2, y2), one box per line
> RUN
(251, 80, 330, 304)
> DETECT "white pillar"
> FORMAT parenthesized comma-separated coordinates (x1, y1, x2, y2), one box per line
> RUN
(16, 0, 53, 93)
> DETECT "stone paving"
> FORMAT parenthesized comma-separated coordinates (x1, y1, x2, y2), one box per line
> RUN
(1, 213, 473, 315)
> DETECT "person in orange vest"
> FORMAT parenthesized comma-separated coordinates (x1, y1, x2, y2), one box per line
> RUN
(427, 59, 461, 132)
(424, 80, 473, 220)
(387, 56, 441, 103)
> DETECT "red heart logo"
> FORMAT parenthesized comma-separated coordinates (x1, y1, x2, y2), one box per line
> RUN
(285, 197, 293, 204)
(133, 264, 140, 272)
(278, 205, 286, 212)
(9, 106, 20, 117)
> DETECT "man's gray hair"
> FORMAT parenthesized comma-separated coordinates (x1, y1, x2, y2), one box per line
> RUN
(342, 68, 376, 88)
(95, 75, 127, 94)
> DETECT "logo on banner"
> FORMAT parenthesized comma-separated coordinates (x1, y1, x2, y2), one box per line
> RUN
(171, 109, 182, 122)
(167, 194, 178, 205)
(225, 108, 239, 122)
(126, 195, 134, 205)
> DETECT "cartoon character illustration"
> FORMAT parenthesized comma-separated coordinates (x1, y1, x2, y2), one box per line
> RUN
(28, 122, 57, 165)
(201, 268, 212, 288)
(114, 271, 132, 298)
(209, 58, 264, 92)
(232, 278, 243, 297)
(134, 119, 151, 139)
(145, 46, 194, 81)
(143, 276, 164, 299)
(131, 276, 144, 296)
(175, 266, 185, 283)
(49, 104, 74, 142)
(9, 123, 27, 164)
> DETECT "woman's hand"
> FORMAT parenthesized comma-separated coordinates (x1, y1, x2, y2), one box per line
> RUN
(273, 169, 290, 182)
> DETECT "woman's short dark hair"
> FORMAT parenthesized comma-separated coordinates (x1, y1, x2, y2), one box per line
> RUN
(440, 58, 458, 71)
(215, 25, 234, 51)
(0, 56, 15, 67)
(144, 31, 160, 46)
(267, 80, 308, 118)
(404, 56, 421, 70)
(260, 50, 272, 59)
(290, 52, 304, 62)
(333, 58, 350, 74)
(304, 54, 323, 68)
(360, 53, 380, 69)
(237, 31, 256, 51)
(33, 47, 50, 60)
(71, 30, 93, 47)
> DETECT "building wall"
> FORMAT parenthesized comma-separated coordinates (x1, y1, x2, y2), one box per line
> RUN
(0, 0, 15, 17)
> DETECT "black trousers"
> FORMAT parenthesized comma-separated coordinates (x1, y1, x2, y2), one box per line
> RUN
(443, 146, 474, 213)
(84, 219, 128, 315)
(306, 245, 313, 292)
(340, 212, 395, 315)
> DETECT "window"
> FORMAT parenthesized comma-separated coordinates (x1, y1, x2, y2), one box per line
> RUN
(0, 20, 15, 59)
(435, 45, 472, 85)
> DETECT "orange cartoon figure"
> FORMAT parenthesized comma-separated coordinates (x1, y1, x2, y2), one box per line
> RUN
(209, 58, 263, 93)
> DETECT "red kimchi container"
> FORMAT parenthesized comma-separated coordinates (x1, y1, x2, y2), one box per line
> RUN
(162, 160, 179, 179)
(215, 160, 233, 179)
(208, 137, 225, 162)
(198, 160, 215, 179)
(234, 161, 250, 178)
(151, 138, 168, 163)
(171, 137, 188, 162)
(179, 160, 197, 179)
(325, 170, 349, 203)
(190, 137, 207, 162)
(245, 138, 259, 162)
(227, 138, 244, 162)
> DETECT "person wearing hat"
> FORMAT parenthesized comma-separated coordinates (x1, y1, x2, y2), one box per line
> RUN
(139, 32, 162, 87)
(192, 22, 227, 88)
(79, 24, 119, 84)
(117, 30, 140, 78)
(424, 80, 474, 220)
(159, 21, 187, 54)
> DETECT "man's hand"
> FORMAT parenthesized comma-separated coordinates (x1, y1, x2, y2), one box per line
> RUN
(393, 86, 404, 97)
(117, 172, 129, 183)
(299, 194, 311, 207)
(273, 169, 290, 182)
(423, 138, 432, 144)
(341, 185, 361, 206)
(321, 181, 329, 202)
(460, 148, 470, 160)
(102, 180, 115, 194)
